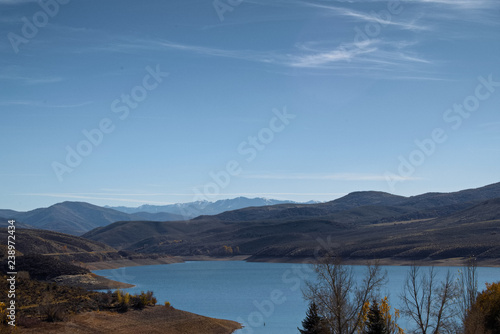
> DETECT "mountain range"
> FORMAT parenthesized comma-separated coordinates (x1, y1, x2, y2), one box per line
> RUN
(3, 182, 500, 263)
(82, 182, 500, 263)
(107, 197, 314, 218)
(0, 202, 183, 236)
(0, 197, 314, 235)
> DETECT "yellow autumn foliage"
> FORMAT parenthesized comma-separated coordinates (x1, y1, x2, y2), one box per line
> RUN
(0, 302, 6, 325)
(357, 297, 405, 334)
(464, 281, 500, 333)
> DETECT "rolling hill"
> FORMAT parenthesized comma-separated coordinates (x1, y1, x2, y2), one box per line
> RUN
(0, 227, 123, 264)
(192, 183, 500, 224)
(1, 201, 184, 235)
(82, 182, 500, 263)
(1, 198, 308, 235)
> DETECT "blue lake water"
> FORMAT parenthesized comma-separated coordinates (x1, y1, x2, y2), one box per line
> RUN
(94, 261, 500, 334)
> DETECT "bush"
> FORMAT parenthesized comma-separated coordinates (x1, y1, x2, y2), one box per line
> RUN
(95, 291, 113, 309)
(131, 291, 157, 310)
(114, 290, 130, 312)
(39, 293, 66, 322)
(0, 303, 7, 325)
(464, 282, 500, 334)
(40, 303, 66, 322)
(114, 290, 157, 312)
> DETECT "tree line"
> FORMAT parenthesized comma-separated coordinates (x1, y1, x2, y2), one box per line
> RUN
(299, 256, 499, 334)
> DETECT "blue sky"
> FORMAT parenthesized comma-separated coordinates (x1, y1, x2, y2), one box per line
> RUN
(1, 0, 499, 211)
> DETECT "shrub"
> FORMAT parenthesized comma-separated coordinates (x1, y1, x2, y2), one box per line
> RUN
(39, 293, 66, 322)
(464, 282, 500, 334)
(0, 302, 6, 325)
(114, 290, 130, 313)
(131, 291, 157, 310)
(40, 303, 66, 322)
(95, 291, 113, 309)
(114, 290, 157, 312)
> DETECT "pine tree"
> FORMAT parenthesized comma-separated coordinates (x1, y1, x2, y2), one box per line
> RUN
(298, 302, 329, 334)
(365, 300, 389, 334)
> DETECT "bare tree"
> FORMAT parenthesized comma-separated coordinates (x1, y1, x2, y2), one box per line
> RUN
(458, 257, 478, 326)
(400, 265, 459, 334)
(303, 255, 387, 334)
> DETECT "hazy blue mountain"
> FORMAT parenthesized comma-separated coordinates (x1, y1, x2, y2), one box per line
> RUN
(108, 197, 300, 219)
(1, 202, 184, 236)
(0, 197, 299, 236)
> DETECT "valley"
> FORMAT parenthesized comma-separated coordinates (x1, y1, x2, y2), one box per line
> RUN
(3, 182, 500, 266)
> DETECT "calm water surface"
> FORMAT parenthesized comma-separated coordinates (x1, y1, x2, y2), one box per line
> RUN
(94, 261, 500, 334)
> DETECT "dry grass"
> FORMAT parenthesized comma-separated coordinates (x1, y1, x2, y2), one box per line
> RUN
(17, 306, 241, 334)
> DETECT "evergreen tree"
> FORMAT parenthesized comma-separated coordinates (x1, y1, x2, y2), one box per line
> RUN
(299, 302, 328, 334)
(365, 300, 389, 334)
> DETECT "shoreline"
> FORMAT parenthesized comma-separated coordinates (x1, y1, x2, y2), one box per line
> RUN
(73, 255, 500, 331)
(84, 256, 185, 270)
(247, 256, 500, 267)
(51, 273, 135, 290)
(85, 255, 500, 272)
(85, 255, 252, 271)
(85, 255, 500, 290)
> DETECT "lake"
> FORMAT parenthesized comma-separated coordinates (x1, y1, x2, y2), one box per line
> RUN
(94, 261, 500, 334)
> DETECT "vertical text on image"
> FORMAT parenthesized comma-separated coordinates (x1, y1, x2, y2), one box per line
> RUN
(5, 220, 17, 326)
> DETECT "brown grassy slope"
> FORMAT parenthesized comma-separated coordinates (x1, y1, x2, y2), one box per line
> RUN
(19, 306, 241, 334)
(0, 228, 122, 263)
(0, 276, 239, 333)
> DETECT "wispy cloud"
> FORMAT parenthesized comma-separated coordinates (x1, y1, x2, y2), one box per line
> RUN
(477, 122, 500, 134)
(386, 75, 452, 81)
(19, 193, 176, 205)
(305, 3, 428, 32)
(414, 0, 496, 9)
(412, 0, 500, 26)
(302, 0, 496, 9)
(290, 39, 433, 70)
(290, 40, 377, 67)
(0, 100, 93, 108)
(18, 192, 345, 204)
(0, 173, 44, 176)
(0, 0, 36, 4)
(0, 74, 64, 85)
(240, 172, 421, 181)
(209, 192, 346, 198)
(93, 37, 431, 77)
